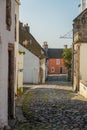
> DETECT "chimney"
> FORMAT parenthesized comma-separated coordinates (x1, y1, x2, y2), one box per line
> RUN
(24, 23, 30, 33)
(64, 45, 67, 49)
(80, 0, 87, 12)
(42, 41, 48, 54)
(19, 21, 23, 28)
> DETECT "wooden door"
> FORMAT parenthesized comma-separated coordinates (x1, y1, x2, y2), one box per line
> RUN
(8, 43, 14, 119)
(60, 67, 63, 74)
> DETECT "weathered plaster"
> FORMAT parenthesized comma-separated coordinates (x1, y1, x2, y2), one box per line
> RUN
(0, 0, 16, 127)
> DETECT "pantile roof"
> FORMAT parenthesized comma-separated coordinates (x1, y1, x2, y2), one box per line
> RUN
(19, 22, 46, 59)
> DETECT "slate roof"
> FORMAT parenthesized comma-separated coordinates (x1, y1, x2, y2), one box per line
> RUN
(47, 48, 63, 58)
(73, 8, 87, 21)
(19, 23, 46, 59)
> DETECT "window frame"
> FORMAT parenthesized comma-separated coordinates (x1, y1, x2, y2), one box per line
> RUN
(56, 59, 60, 65)
(51, 67, 55, 73)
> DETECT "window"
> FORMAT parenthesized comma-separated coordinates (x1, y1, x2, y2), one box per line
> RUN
(51, 67, 55, 73)
(56, 59, 60, 65)
(6, 0, 11, 31)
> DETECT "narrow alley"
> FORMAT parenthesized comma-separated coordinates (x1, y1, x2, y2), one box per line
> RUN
(1, 0, 87, 129)
(15, 80, 87, 130)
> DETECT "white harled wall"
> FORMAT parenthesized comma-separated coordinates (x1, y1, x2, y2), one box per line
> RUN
(15, 0, 20, 94)
(80, 43, 87, 81)
(0, 0, 15, 127)
(19, 44, 40, 84)
(18, 53, 24, 88)
(80, 43, 87, 98)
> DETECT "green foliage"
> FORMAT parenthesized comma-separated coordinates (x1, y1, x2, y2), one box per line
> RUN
(62, 48, 72, 70)
(17, 87, 24, 96)
(62, 48, 72, 81)
(19, 50, 25, 55)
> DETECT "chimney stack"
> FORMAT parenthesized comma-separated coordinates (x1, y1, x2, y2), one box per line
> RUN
(42, 41, 48, 54)
(24, 23, 30, 33)
(19, 21, 23, 28)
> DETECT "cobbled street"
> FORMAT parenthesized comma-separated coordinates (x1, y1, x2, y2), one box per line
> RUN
(15, 82, 87, 130)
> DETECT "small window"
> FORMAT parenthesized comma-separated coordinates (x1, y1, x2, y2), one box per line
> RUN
(51, 67, 55, 73)
(56, 59, 60, 65)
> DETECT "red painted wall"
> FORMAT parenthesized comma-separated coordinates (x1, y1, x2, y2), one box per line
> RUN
(48, 58, 67, 74)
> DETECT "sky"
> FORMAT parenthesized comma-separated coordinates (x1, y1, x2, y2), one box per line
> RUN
(20, 0, 80, 48)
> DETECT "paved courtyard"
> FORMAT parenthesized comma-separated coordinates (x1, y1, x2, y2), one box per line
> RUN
(15, 82, 87, 130)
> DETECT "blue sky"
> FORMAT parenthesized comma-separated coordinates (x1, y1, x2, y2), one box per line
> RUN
(20, 0, 80, 48)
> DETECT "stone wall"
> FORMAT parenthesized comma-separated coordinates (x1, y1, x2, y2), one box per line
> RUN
(73, 9, 87, 43)
(39, 58, 46, 84)
(14, 0, 20, 95)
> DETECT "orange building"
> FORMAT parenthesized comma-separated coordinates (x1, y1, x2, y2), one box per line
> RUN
(47, 49, 67, 74)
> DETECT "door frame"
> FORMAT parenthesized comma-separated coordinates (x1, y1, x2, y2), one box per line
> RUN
(8, 43, 15, 119)
(60, 67, 63, 74)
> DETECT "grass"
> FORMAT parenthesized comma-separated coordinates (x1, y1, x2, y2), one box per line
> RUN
(16, 122, 50, 130)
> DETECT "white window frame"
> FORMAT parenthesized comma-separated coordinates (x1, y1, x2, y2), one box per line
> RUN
(56, 59, 60, 65)
(51, 67, 55, 73)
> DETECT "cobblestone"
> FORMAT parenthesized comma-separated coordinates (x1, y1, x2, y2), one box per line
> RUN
(15, 83, 87, 130)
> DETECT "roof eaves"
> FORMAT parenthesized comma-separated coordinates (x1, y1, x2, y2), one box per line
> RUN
(73, 8, 87, 21)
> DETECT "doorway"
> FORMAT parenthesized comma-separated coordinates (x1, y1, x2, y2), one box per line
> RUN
(60, 67, 63, 74)
(8, 43, 14, 119)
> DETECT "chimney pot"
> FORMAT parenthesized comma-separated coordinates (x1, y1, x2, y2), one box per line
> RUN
(42, 41, 48, 54)
(24, 23, 30, 33)
(19, 22, 23, 28)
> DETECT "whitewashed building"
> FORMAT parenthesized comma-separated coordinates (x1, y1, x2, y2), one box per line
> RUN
(17, 50, 24, 93)
(0, 0, 20, 128)
(19, 44, 40, 84)
(15, 0, 20, 94)
(18, 22, 47, 89)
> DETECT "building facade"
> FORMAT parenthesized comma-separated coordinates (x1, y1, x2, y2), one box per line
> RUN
(80, 0, 87, 12)
(48, 58, 66, 74)
(18, 22, 47, 87)
(14, 0, 20, 94)
(19, 44, 40, 84)
(73, 9, 87, 97)
(42, 42, 67, 75)
(0, 0, 20, 128)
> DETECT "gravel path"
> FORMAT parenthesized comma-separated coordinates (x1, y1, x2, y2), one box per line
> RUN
(15, 84, 87, 130)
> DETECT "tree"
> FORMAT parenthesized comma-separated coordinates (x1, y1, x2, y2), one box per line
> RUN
(62, 48, 72, 81)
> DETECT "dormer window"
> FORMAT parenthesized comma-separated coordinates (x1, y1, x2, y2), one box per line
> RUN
(6, 0, 11, 31)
